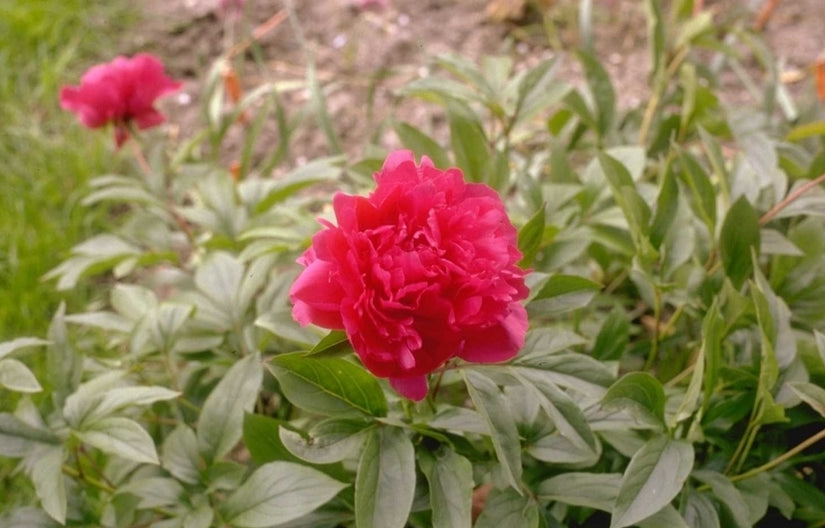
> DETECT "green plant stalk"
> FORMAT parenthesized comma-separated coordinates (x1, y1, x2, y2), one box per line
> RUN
(729, 427, 825, 483)
(643, 285, 663, 370)
(759, 172, 825, 225)
(638, 46, 689, 146)
(62, 464, 115, 494)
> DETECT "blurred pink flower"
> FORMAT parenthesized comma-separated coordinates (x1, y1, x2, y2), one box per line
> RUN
(290, 150, 529, 401)
(218, 0, 245, 18)
(354, 0, 389, 9)
(60, 54, 181, 147)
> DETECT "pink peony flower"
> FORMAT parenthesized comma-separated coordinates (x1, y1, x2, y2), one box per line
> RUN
(354, 0, 389, 9)
(218, 0, 245, 18)
(290, 150, 529, 401)
(60, 54, 182, 147)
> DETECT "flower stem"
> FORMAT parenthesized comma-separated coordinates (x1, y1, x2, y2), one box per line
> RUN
(759, 172, 825, 225)
(729, 427, 825, 483)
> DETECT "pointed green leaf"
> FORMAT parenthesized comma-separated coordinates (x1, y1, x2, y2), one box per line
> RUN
(603, 372, 666, 427)
(720, 196, 760, 289)
(448, 101, 490, 183)
(280, 419, 369, 464)
(474, 487, 539, 528)
(419, 449, 473, 528)
(75, 416, 159, 464)
(537, 472, 621, 511)
(30, 446, 66, 524)
(518, 205, 546, 267)
(464, 370, 522, 490)
(0, 359, 42, 393)
(197, 352, 263, 461)
(355, 427, 415, 528)
(268, 353, 387, 417)
(577, 50, 615, 136)
(221, 462, 347, 528)
(393, 122, 451, 169)
(161, 425, 202, 484)
(789, 381, 825, 418)
(611, 436, 694, 528)
(691, 470, 750, 528)
(0, 337, 50, 360)
(528, 274, 601, 316)
(307, 330, 353, 358)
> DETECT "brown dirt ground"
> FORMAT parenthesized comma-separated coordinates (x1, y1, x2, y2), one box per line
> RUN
(123, 0, 825, 164)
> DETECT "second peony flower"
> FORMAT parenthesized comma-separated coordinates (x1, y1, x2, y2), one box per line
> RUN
(60, 53, 181, 147)
(290, 150, 529, 401)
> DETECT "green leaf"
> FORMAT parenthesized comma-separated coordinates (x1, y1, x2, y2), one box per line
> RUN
(701, 301, 726, 417)
(0, 358, 41, 393)
(676, 149, 717, 233)
(268, 353, 387, 417)
(675, 10, 713, 47)
(419, 449, 473, 528)
(194, 252, 245, 328)
(161, 425, 202, 485)
(474, 487, 539, 528)
(516, 370, 599, 464)
(528, 274, 601, 316)
(602, 372, 666, 427)
(355, 427, 416, 528)
(683, 491, 721, 528)
(593, 308, 630, 361)
(787, 121, 825, 142)
(197, 352, 263, 461)
(691, 470, 750, 528)
(307, 330, 353, 358)
(84, 385, 180, 424)
(75, 416, 159, 464)
(393, 122, 451, 169)
(577, 50, 615, 137)
(280, 419, 370, 464)
(30, 446, 66, 524)
(598, 153, 655, 260)
(117, 477, 185, 509)
(649, 168, 679, 249)
(0, 337, 50, 360)
(537, 472, 621, 511)
(637, 505, 690, 528)
(242, 414, 303, 465)
(611, 436, 694, 528)
(789, 381, 825, 418)
(643, 0, 666, 83)
(720, 196, 760, 289)
(221, 462, 347, 528)
(518, 205, 546, 267)
(47, 303, 82, 408)
(512, 353, 613, 399)
(514, 57, 569, 124)
(464, 370, 522, 490)
(448, 101, 490, 183)
(0, 413, 60, 457)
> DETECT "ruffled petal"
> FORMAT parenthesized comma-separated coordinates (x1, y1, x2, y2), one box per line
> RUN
(289, 260, 345, 328)
(458, 304, 528, 363)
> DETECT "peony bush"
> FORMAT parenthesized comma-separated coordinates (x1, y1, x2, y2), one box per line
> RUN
(2, 2, 825, 528)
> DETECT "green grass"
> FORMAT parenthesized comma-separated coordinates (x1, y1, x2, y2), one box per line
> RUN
(0, 0, 136, 339)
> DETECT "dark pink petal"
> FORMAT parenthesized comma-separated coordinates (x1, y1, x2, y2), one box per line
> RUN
(458, 304, 528, 363)
(60, 53, 180, 140)
(289, 260, 346, 328)
(389, 375, 428, 401)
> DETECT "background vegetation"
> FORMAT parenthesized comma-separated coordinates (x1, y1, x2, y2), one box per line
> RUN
(2, 1, 825, 527)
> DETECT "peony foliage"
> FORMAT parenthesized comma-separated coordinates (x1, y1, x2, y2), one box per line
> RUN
(3, 3, 825, 528)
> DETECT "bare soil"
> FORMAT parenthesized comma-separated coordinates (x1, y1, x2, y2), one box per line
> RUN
(124, 0, 825, 163)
